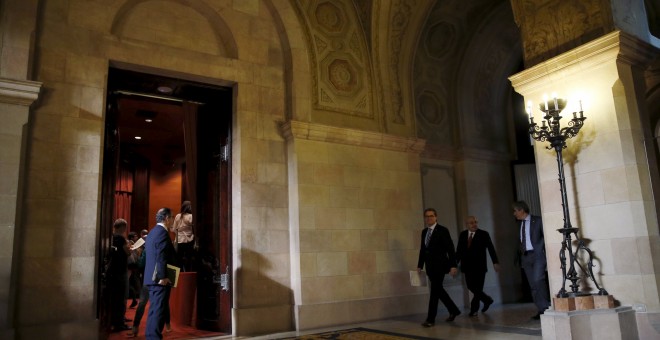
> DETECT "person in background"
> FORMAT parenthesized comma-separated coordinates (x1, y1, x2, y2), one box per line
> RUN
(417, 208, 461, 327)
(172, 200, 195, 271)
(108, 218, 131, 332)
(127, 231, 141, 308)
(455, 215, 500, 316)
(513, 200, 550, 320)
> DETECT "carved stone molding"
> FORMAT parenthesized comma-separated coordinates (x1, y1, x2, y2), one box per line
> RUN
(388, 0, 415, 124)
(0, 78, 42, 106)
(421, 144, 510, 162)
(280, 120, 425, 153)
(509, 31, 659, 92)
(510, 0, 614, 68)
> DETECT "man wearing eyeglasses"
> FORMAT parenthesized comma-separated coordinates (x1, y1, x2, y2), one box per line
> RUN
(417, 208, 461, 327)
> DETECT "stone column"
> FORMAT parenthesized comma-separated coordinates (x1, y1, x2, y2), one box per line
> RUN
(0, 78, 41, 337)
(0, 0, 41, 336)
(509, 31, 659, 339)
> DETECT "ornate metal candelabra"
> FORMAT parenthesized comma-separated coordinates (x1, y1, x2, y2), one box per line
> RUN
(527, 96, 608, 298)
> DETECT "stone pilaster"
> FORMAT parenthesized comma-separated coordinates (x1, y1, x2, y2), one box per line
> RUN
(509, 30, 660, 339)
(0, 78, 41, 336)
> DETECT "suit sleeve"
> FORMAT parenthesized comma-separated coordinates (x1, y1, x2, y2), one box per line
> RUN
(455, 232, 464, 264)
(441, 227, 457, 267)
(417, 230, 425, 269)
(485, 232, 499, 264)
(153, 229, 169, 281)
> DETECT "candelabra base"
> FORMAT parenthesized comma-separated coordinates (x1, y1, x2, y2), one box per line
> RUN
(541, 306, 637, 340)
(557, 290, 592, 298)
(553, 294, 615, 312)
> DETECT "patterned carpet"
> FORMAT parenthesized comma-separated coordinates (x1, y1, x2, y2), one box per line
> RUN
(276, 327, 440, 340)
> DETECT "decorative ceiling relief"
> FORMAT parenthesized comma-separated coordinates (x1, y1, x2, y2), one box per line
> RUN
(293, 0, 374, 119)
(425, 21, 457, 60)
(414, 0, 519, 150)
(388, 0, 415, 124)
(510, 0, 613, 67)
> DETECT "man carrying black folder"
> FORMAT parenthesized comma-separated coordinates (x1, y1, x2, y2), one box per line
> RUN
(144, 207, 177, 339)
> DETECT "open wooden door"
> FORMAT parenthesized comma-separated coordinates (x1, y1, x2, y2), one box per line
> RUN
(97, 94, 120, 331)
(194, 89, 232, 333)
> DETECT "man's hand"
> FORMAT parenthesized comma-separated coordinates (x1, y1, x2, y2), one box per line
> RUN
(158, 278, 172, 286)
(449, 267, 458, 277)
(417, 268, 422, 273)
(494, 263, 500, 273)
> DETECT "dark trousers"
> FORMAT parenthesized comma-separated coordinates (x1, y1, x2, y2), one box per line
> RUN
(464, 271, 493, 313)
(145, 285, 171, 340)
(426, 273, 460, 322)
(109, 272, 128, 328)
(521, 251, 550, 313)
(176, 242, 195, 272)
(134, 285, 170, 330)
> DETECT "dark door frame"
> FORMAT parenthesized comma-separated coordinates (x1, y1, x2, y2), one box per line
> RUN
(97, 66, 233, 333)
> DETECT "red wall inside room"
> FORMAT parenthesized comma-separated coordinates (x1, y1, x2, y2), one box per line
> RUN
(148, 157, 182, 236)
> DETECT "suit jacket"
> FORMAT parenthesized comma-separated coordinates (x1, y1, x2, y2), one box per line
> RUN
(455, 229, 499, 273)
(143, 224, 176, 286)
(417, 224, 457, 278)
(519, 214, 547, 266)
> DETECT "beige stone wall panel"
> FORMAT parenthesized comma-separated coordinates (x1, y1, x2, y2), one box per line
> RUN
(347, 251, 376, 275)
(359, 230, 388, 251)
(284, 122, 425, 309)
(301, 275, 363, 304)
(110, 0, 236, 58)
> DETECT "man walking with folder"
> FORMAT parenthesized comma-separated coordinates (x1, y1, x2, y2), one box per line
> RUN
(144, 207, 177, 339)
(417, 208, 461, 327)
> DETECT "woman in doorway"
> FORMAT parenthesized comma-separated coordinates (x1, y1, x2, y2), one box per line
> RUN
(172, 200, 195, 271)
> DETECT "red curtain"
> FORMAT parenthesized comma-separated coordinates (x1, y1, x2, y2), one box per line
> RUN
(114, 165, 134, 231)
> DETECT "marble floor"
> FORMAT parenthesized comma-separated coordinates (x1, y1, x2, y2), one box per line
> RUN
(209, 303, 542, 340)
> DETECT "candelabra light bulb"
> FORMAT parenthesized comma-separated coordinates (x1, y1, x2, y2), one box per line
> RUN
(526, 100, 532, 116)
(552, 93, 558, 111)
(543, 94, 549, 111)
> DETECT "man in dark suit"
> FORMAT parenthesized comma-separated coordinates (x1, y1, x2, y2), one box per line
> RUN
(417, 208, 461, 327)
(144, 207, 176, 339)
(455, 216, 500, 316)
(513, 201, 550, 319)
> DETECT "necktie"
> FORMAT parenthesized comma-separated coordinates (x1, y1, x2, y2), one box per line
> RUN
(468, 232, 473, 248)
(520, 220, 526, 252)
(425, 228, 432, 247)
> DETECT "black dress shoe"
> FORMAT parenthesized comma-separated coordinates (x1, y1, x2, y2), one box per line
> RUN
(421, 321, 434, 327)
(481, 300, 493, 313)
(532, 313, 542, 320)
(445, 313, 460, 322)
(468, 311, 478, 317)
